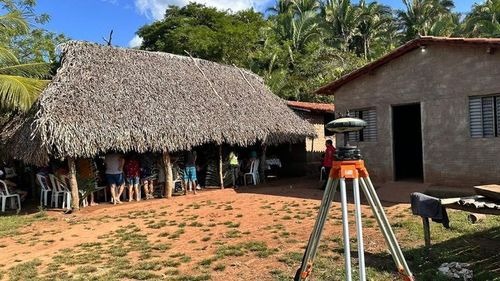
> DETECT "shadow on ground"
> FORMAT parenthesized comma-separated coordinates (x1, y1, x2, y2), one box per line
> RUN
(361, 226, 500, 280)
(234, 177, 400, 207)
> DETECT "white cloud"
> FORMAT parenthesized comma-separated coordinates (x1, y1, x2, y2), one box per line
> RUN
(134, 0, 268, 20)
(128, 35, 144, 48)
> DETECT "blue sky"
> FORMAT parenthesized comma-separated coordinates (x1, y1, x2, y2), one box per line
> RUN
(35, 0, 480, 48)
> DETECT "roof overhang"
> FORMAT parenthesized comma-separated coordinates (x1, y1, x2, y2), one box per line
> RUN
(315, 36, 500, 95)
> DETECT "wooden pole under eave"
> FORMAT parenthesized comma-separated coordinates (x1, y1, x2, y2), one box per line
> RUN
(260, 143, 267, 184)
(68, 158, 80, 211)
(219, 145, 224, 189)
(163, 151, 173, 198)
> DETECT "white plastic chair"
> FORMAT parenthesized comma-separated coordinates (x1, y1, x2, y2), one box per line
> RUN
(244, 159, 260, 186)
(49, 174, 71, 210)
(0, 180, 21, 212)
(36, 174, 51, 207)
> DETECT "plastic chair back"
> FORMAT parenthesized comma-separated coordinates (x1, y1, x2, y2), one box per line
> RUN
(37, 174, 51, 191)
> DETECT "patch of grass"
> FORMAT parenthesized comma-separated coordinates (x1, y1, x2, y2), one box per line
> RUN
(147, 221, 167, 229)
(201, 236, 211, 242)
(223, 221, 240, 228)
(0, 212, 49, 238)
(8, 258, 42, 281)
(163, 259, 181, 267)
(188, 221, 203, 227)
(168, 228, 185, 239)
(278, 252, 303, 266)
(121, 270, 161, 280)
(225, 229, 242, 238)
(136, 260, 163, 271)
(199, 257, 216, 267)
(75, 265, 98, 274)
(172, 274, 211, 281)
(216, 241, 275, 259)
(158, 231, 170, 237)
(152, 243, 171, 251)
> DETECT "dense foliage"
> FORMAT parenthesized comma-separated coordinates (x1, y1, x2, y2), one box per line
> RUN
(137, 0, 500, 102)
(0, 0, 67, 112)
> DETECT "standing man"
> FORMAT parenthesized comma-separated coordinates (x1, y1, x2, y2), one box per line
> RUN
(183, 149, 197, 195)
(105, 153, 125, 204)
(321, 139, 336, 189)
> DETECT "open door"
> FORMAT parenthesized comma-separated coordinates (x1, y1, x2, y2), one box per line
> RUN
(392, 103, 423, 181)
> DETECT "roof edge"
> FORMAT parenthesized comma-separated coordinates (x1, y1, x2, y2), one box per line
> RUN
(315, 36, 500, 95)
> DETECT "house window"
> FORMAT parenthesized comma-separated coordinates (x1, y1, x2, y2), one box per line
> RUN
(469, 95, 500, 138)
(347, 108, 377, 142)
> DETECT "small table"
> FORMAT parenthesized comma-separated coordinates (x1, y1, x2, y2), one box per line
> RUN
(421, 195, 500, 247)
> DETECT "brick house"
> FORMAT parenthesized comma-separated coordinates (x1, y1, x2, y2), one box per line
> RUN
(315, 36, 500, 187)
(287, 101, 335, 175)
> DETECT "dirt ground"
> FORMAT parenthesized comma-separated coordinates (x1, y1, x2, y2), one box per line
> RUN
(0, 178, 488, 281)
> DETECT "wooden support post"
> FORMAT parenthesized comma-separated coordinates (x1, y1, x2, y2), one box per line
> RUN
(163, 151, 173, 198)
(219, 145, 224, 189)
(260, 143, 267, 184)
(68, 158, 80, 211)
(422, 216, 431, 247)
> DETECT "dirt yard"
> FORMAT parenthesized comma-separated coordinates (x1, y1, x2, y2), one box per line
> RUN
(0, 178, 499, 281)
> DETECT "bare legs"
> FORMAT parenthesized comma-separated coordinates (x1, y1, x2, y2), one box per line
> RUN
(128, 183, 140, 201)
(183, 180, 197, 195)
(110, 183, 124, 204)
(143, 180, 154, 199)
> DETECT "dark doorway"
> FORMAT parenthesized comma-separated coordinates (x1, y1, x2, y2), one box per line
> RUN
(392, 103, 423, 181)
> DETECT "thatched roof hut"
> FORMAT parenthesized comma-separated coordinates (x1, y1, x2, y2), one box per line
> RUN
(2, 41, 314, 166)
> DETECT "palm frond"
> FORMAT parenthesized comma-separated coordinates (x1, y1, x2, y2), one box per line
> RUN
(0, 62, 52, 79)
(0, 46, 20, 66)
(0, 74, 48, 111)
(0, 11, 29, 36)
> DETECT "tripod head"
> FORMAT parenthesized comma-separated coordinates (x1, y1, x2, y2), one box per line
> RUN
(326, 115, 367, 161)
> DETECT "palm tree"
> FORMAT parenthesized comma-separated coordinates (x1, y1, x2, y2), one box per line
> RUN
(0, 11, 51, 112)
(322, 0, 362, 52)
(397, 0, 457, 41)
(355, 0, 394, 60)
(464, 0, 500, 37)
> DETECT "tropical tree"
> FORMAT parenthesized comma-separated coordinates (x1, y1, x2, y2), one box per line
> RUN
(464, 0, 500, 37)
(137, 3, 265, 68)
(0, 9, 51, 112)
(354, 0, 394, 60)
(397, 0, 458, 41)
(322, 0, 362, 51)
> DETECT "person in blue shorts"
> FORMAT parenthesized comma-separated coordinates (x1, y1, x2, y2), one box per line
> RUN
(104, 153, 125, 204)
(183, 150, 197, 195)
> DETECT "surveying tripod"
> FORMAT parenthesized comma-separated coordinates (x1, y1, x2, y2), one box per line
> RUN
(295, 117, 414, 281)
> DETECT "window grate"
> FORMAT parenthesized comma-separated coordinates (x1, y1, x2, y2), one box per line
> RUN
(347, 109, 377, 142)
(469, 95, 499, 138)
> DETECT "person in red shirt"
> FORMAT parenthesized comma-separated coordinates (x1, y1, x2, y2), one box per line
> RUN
(321, 139, 336, 189)
(124, 154, 141, 201)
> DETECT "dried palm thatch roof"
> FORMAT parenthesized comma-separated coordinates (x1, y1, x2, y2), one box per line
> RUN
(2, 41, 315, 166)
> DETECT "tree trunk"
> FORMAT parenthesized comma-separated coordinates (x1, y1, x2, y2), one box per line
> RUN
(219, 145, 224, 189)
(163, 151, 173, 198)
(68, 158, 79, 211)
